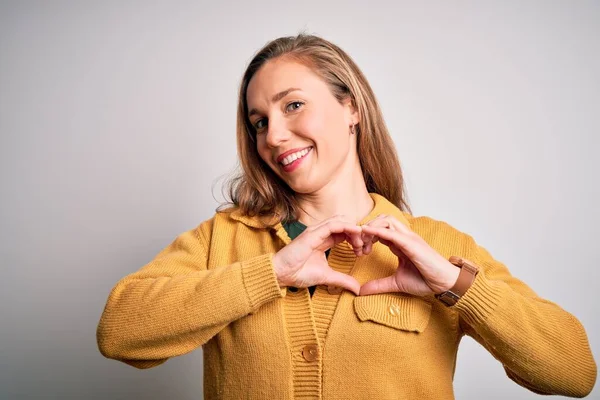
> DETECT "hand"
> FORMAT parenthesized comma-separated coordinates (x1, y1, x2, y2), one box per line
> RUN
(359, 214, 460, 297)
(272, 215, 364, 295)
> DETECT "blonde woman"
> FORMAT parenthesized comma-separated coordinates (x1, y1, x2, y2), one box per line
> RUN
(97, 34, 596, 399)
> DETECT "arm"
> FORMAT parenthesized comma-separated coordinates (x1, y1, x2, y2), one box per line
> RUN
(96, 220, 284, 369)
(454, 239, 597, 397)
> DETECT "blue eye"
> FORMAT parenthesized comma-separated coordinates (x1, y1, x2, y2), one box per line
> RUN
(286, 101, 304, 112)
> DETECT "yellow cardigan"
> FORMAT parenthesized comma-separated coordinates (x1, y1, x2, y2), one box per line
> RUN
(96, 193, 596, 399)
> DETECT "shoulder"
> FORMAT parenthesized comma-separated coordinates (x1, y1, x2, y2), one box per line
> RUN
(404, 213, 477, 259)
(193, 208, 234, 237)
(404, 213, 469, 239)
(193, 206, 271, 245)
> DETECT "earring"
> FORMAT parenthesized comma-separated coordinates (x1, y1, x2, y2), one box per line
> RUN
(350, 124, 355, 135)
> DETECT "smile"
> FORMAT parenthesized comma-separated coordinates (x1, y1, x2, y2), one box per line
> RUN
(279, 147, 313, 173)
(280, 147, 312, 166)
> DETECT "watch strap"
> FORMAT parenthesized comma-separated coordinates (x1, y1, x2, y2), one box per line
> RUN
(435, 256, 479, 306)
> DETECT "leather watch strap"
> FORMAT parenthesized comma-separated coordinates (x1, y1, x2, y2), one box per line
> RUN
(435, 256, 480, 306)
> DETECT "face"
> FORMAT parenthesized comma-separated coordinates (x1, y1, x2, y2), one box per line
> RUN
(246, 59, 358, 194)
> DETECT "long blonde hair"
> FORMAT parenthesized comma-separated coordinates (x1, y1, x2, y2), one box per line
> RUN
(218, 34, 411, 226)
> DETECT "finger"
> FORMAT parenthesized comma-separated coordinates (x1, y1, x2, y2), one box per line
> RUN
(365, 218, 391, 228)
(364, 215, 395, 236)
(368, 232, 380, 252)
(345, 230, 364, 255)
(310, 221, 362, 252)
(310, 214, 354, 230)
(382, 216, 411, 234)
(319, 231, 354, 253)
(308, 216, 364, 255)
(360, 225, 410, 252)
(330, 232, 347, 248)
(318, 218, 363, 253)
(326, 231, 364, 256)
(361, 218, 391, 254)
(326, 220, 362, 235)
(324, 271, 361, 296)
(359, 275, 401, 296)
(314, 215, 363, 242)
(361, 214, 385, 230)
(346, 233, 364, 257)
(365, 215, 410, 235)
(361, 231, 372, 254)
(360, 227, 408, 259)
(361, 231, 378, 255)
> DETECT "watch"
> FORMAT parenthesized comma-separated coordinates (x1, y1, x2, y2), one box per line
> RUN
(435, 256, 480, 307)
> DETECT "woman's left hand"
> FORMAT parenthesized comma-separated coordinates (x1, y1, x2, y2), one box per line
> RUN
(359, 214, 460, 297)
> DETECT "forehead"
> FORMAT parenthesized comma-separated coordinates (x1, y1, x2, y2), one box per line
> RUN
(246, 59, 326, 104)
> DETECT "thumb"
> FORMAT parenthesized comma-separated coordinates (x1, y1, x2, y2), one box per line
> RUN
(323, 270, 361, 296)
(359, 275, 401, 296)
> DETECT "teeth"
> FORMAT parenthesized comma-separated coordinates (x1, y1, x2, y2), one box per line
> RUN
(281, 148, 310, 166)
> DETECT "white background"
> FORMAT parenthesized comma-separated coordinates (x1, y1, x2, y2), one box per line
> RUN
(0, 1, 598, 399)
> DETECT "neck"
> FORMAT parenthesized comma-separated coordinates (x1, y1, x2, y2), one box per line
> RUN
(295, 161, 374, 226)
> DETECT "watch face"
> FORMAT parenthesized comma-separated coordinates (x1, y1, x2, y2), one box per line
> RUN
(439, 291, 460, 306)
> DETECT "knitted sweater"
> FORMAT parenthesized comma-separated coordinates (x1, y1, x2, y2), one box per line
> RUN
(96, 193, 597, 399)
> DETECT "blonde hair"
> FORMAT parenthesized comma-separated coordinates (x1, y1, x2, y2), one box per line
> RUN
(218, 33, 411, 225)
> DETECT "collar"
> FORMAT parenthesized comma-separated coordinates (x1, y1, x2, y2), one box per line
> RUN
(226, 192, 411, 231)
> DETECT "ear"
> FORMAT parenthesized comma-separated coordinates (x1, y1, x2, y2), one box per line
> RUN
(342, 96, 360, 126)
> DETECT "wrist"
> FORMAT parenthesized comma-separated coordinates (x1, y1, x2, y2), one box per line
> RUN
(435, 256, 480, 307)
(272, 253, 290, 288)
(437, 262, 461, 294)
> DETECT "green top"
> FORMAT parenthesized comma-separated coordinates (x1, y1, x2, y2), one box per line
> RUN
(282, 220, 330, 297)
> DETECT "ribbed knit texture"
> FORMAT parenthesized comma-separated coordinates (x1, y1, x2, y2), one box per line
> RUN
(97, 193, 597, 399)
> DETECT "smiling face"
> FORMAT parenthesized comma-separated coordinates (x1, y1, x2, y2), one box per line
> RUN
(246, 58, 359, 194)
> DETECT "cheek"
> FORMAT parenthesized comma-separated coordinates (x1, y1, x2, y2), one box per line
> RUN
(325, 109, 348, 139)
(302, 108, 349, 156)
(296, 107, 336, 142)
(256, 143, 272, 167)
(295, 110, 322, 138)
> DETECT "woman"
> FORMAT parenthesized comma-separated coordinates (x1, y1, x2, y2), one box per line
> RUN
(97, 34, 596, 399)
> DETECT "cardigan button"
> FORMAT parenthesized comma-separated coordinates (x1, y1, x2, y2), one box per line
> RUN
(389, 304, 401, 316)
(302, 344, 319, 362)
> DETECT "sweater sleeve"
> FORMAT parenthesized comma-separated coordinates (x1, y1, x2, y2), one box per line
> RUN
(454, 238, 597, 397)
(96, 220, 285, 369)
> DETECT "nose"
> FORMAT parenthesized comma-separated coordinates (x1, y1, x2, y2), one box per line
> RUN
(265, 116, 291, 149)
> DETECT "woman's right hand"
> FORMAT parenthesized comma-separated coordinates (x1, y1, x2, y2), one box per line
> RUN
(272, 215, 364, 295)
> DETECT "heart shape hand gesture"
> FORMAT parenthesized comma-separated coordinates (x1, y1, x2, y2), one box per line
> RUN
(358, 214, 459, 296)
(272, 214, 459, 297)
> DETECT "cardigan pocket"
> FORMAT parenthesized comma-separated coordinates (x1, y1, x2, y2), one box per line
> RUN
(353, 293, 432, 333)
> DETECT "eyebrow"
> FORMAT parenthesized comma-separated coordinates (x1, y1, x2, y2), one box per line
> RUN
(248, 87, 301, 118)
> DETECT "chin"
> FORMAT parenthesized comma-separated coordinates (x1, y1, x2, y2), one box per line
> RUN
(285, 178, 325, 195)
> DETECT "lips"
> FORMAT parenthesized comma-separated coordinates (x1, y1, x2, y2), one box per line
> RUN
(280, 147, 312, 173)
(276, 146, 313, 164)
